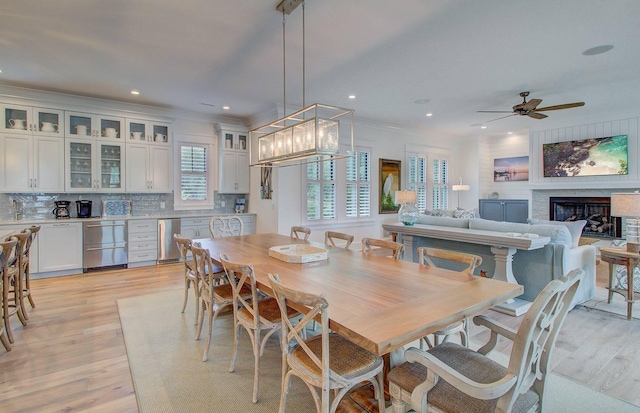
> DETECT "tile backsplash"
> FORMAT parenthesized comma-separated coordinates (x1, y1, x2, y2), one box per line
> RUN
(0, 192, 246, 221)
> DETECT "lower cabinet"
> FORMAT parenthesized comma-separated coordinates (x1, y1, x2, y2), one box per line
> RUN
(180, 216, 211, 239)
(127, 218, 158, 267)
(479, 199, 529, 223)
(38, 222, 83, 274)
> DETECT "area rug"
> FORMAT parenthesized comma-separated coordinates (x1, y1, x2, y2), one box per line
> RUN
(118, 290, 640, 413)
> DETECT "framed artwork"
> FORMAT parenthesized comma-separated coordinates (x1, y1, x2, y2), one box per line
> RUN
(379, 158, 401, 214)
(542, 135, 628, 177)
(494, 156, 529, 182)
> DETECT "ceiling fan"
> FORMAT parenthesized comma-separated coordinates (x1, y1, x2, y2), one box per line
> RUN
(478, 91, 585, 123)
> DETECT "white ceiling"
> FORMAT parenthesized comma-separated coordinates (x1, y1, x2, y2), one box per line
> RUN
(1, 0, 639, 138)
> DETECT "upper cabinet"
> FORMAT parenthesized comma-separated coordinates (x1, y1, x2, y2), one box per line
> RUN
(1, 103, 64, 137)
(65, 138, 125, 193)
(125, 118, 172, 146)
(65, 111, 125, 141)
(216, 123, 249, 194)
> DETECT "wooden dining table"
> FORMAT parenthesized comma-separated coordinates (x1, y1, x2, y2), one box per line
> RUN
(194, 233, 523, 356)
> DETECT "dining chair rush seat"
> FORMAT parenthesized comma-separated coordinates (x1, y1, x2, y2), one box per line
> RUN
(220, 253, 303, 403)
(191, 242, 251, 361)
(269, 273, 386, 413)
(361, 237, 404, 259)
(0, 247, 11, 351)
(209, 215, 244, 238)
(417, 247, 483, 348)
(290, 226, 311, 241)
(1, 235, 26, 344)
(387, 268, 584, 413)
(18, 225, 40, 319)
(174, 234, 200, 325)
(324, 231, 354, 249)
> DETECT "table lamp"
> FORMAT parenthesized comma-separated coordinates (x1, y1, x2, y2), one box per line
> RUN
(395, 190, 419, 226)
(610, 191, 640, 253)
(451, 177, 470, 209)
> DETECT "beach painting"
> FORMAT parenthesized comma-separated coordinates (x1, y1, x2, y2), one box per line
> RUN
(494, 156, 529, 182)
(543, 135, 628, 177)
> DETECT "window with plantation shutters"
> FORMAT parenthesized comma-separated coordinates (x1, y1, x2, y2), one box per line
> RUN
(174, 136, 214, 210)
(406, 148, 450, 211)
(304, 144, 372, 224)
(180, 145, 208, 201)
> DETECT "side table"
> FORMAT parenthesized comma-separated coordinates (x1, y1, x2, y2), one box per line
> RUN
(599, 246, 640, 320)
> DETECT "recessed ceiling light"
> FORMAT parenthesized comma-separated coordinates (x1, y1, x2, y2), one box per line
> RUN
(582, 45, 614, 56)
(348, 95, 356, 99)
(131, 90, 140, 95)
(481, 125, 487, 129)
(414, 98, 430, 105)
(508, 131, 513, 134)
(426, 113, 433, 117)
(223, 106, 230, 110)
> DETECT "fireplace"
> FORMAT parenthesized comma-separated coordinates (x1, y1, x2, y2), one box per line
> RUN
(549, 196, 621, 238)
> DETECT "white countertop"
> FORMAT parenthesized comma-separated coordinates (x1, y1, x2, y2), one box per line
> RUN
(0, 213, 256, 227)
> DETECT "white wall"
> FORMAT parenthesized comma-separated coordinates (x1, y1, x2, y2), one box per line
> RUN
(478, 132, 531, 202)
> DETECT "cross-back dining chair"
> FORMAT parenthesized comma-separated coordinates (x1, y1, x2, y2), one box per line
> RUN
(219, 253, 302, 403)
(324, 231, 354, 249)
(191, 242, 250, 361)
(268, 273, 386, 413)
(209, 215, 244, 238)
(174, 234, 200, 325)
(290, 226, 311, 241)
(361, 237, 404, 259)
(0, 245, 11, 351)
(18, 226, 39, 319)
(388, 268, 584, 413)
(1, 235, 26, 344)
(417, 246, 483, 348)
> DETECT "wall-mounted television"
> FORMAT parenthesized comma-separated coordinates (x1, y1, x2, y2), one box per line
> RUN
(542, 135, 628, 177)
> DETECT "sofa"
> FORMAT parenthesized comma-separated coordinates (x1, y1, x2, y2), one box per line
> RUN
(405, 215, 597, 308)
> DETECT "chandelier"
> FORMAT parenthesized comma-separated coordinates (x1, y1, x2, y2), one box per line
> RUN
(250, 0, 354, 167)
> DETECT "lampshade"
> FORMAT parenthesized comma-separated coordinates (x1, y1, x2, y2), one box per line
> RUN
(395, 190, 417, 205)
(452, 176, 470, 191)
(611, 192, 640, 253)
(610, 192, 640, 217)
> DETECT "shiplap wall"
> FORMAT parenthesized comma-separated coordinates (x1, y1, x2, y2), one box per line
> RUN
(478, 132, 531, 202)
(529, 117, 639, 189)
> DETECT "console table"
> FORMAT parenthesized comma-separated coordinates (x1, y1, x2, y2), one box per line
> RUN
(383, 222, 550, 316)
(599, 246, 639, 320)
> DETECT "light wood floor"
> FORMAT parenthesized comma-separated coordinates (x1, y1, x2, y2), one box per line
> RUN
(1, 262, 639, 412)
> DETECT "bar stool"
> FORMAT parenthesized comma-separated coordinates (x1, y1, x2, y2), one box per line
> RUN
(1, 235, 26, 344)
(18, 226, 40, 318)
(0, 247, 11, 351)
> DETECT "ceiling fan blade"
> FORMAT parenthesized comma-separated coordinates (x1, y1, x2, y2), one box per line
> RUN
(477, 110, 513, 113)
(522, 98, 542, 111)
(534, 102, 585, 112)
(527, 112, 548, 119)
(485, 113, 517, 123)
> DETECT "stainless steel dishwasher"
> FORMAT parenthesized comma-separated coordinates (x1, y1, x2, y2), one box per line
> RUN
(83, 220, 128, 271)
(158, 218, 181, 263)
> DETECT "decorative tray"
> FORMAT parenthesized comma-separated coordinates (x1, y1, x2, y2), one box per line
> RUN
(268, 244, 328, 263)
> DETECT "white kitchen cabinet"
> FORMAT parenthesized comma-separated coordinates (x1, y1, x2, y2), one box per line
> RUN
(65, 110, 124, 141)
(180, 216, 211, 239)
(125, 143, 172, 192)
(125, 118, 171, 146)
(1, 103, 64, 137)
(38, 222, 83, 273)
(65, 138, 125, 193)
(239, 214, 256, 235)
(216, 124, 249, 194)
(0, 132, 65, 192)
(127, 218, 158, 267)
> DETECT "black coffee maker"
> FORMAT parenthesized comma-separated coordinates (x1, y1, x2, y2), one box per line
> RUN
(76, 200, 92, 218)
(52, 201, 71, 219)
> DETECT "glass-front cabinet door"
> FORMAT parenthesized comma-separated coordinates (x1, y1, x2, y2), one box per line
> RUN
(126, 118, 171, 145)
(65, 139, 124, 192)
(0, 103, 64, 136)
(65, 111, 124, 140)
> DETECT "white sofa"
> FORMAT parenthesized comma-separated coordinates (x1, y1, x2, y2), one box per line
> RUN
(408, 216, 597, 308)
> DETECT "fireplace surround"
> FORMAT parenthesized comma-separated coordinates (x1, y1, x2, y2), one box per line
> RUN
(549, 196, 621, 238)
